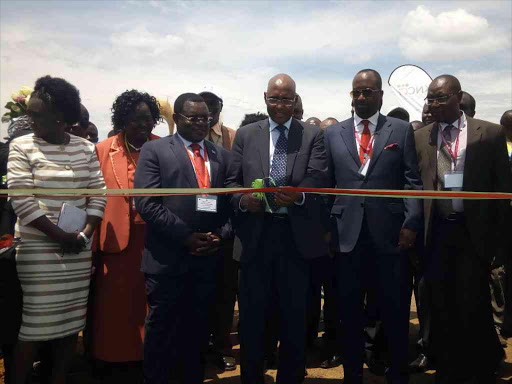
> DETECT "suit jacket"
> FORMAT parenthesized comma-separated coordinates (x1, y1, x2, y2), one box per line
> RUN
(225, 118, 329, 262)
(325, 114, 423, 254)
(95, 132, 159, 253)
(414, 116, 512, 264)
(134, 134, 232, 275)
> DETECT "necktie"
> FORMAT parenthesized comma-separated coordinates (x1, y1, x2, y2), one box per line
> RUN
(267, 125, 288, 212)
(359, 120, 371, 164)
(436, 125, 454, 217)
(190, 143, 210, 188)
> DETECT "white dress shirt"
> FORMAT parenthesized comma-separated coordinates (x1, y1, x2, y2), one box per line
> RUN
(436, 112, 467, 212)
(177, 132, 212, 183)
(353, 111, 379, 157)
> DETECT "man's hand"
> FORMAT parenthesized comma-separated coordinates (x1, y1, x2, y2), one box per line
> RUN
(241, 193, 265, 213)
(185, 232, 222, 256)
(398, 228, 417, 250)
(275, 188, 302, 207)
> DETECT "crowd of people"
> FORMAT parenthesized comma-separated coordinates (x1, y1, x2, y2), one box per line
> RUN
(0, 69, 511, 384)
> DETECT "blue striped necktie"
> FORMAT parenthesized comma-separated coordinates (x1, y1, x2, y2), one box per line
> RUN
(267, 125, 288, 212)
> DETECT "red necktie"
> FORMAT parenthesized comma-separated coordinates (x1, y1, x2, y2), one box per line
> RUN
(190, 143, 210, 188)
(359, 120, 371, 164)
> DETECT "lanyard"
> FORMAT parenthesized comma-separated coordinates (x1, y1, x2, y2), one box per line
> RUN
(185, 144, 210, 189)
(439, 117, 462, 166)
(354, 127, 375, 158)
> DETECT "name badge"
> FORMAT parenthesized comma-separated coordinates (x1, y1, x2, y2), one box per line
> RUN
(444, 171, 464, 189)
(358, 156, 371, 176)
(196, 195, 218, 213)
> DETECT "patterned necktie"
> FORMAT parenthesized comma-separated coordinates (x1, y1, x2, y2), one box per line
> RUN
(359, 120, 371, 164)
(190, 143, 210, 188)
(436, 125, 454, 216)
(267, 125, 288, 212)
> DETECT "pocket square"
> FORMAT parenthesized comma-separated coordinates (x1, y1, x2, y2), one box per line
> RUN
(384, 143, 399, 150)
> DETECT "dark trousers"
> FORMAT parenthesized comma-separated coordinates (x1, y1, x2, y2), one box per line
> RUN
(335, 220, 411, 384)
(412, 270, 432, 356)
(427, 216, 502, 384)
(211, 243, 238, 356)
(143, 255, 219, 384)
(239, 217, 310, 384)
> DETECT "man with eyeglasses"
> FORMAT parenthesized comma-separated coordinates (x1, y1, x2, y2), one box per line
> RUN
(414, 75, 511, 384)
(324, 69, 423, 384)
(198, 88, 238, 372)
(134, 93, 232, 384)
(226, 73, 329, 384)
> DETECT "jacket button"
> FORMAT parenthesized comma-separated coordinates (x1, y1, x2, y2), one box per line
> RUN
(65, 165, 71, 170)
(360, 202, 364, 207)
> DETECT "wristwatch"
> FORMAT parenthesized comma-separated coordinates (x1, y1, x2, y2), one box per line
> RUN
(78, 231, 91, 246)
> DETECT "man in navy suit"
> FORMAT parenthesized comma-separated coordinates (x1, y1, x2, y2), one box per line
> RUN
(324, 69, 423, 384)
(134, 93, 231, 384)
(225, 73, 329, 384)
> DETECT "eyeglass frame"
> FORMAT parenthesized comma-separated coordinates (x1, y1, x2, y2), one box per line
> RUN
(424, 93, 457, 106)
(265, 96, 296, 107)
(176, 112, 212, 124)
(350, 88, 381, 99)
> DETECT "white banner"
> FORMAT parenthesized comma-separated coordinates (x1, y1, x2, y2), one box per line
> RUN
(388, 65, 432, 122)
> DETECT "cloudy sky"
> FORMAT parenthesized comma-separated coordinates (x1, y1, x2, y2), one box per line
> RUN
(1, 0, 511, 140)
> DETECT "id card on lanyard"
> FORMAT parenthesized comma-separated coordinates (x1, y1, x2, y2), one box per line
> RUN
(440, 118, 463, 189)
(355, 130, 375, 177)
(185, 145, 218, 213)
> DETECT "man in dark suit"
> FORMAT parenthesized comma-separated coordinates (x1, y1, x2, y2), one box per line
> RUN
(134, 93, 231, 384)
(225, 73, 329, 384)
(415, 75, 510, 384)
(325, 69, 423, 384)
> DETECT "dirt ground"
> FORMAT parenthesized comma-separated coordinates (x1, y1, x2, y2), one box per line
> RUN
(2, 297, 512, 383)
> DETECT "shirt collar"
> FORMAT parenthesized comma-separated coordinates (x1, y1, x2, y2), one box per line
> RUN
(440, 112, 466, 132)
(354, 111, 380, 131)
(210, 121, 222, 137)
(177, 132, 205, 151)
(269, 116, 292, 132)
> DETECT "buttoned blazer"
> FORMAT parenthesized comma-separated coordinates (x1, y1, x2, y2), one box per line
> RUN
(324, 114, 423, 254)
(134, 134, 232, 275)
(225, 118, 329, 262)
(414, 116, 512, 263)
(95, 132, 159, 253)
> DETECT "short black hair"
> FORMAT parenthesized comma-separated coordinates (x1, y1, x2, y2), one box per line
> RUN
(387, 107, 410, 122)
(460, 91, 476, 112)
(240, 112, 268, 128)
(356, 69, 383, 89)
(33, 75, 81, 125)
(79, 104, 90, 128)
(111, 89, 162, 130)
(174, 93, 205, 115)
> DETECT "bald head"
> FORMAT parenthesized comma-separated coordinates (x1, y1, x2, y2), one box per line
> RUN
(267, 73, 296, 94)
(265, 73, 297, 125)
(320, 117, 338, 130)
(501, 110, 512, 141)
(430, 75, 461, 94)
(305, 117, 321, 127)
(293, 94, 304, 120)
(354, 69, 382, 90)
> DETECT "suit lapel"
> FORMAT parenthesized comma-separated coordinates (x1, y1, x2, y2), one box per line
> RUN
(428, 123, 438, 186)
(463, 116, 481, 191)
(257, 119, 271, 178)
(170, 134, 199, 188)
(109, 133, 129, 190)
(340, 119, 360, 167)
(286, 119, 303, 182)
(205, 141, 220, 187)
(366, 114, 392, 176)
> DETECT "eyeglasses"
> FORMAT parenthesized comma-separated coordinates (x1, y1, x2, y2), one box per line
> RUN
(177, 113, 212, 124)
(350, 88, 380, 99)
(424, 93, 456, 106)
(266, 97, 295, 106)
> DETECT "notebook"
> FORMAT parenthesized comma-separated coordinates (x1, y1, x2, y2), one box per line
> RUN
(57, 203, 87, 234)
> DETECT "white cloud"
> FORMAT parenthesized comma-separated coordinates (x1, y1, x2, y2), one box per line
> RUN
(399, 6, 510, 61)
(110, 25, 184, 56)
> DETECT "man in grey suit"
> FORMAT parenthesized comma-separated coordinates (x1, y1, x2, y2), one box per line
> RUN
(324, 69, 423, 384)
(225, 73, 329, 384)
